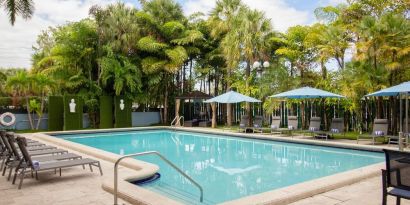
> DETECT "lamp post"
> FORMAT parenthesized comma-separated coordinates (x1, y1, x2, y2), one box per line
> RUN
(252, 61, 270, 77)
(252, 60, 270, 115)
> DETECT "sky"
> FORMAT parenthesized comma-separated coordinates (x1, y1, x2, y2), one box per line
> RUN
(0, 0, 345, 69)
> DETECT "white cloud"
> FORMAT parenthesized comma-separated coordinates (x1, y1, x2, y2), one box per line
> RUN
(242, 0, 310, 32)
(0, 0, 115, 68)
(183, 0, 310, 32)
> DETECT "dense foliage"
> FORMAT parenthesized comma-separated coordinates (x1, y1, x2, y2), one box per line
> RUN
(2, 0, 409, 131)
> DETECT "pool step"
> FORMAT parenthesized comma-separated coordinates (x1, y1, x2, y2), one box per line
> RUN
(131, 173, 161, 185)
(141, 180, 212, 205)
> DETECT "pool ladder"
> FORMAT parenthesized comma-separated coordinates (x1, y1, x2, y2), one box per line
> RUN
(170, 116, 184, 127)
(113, 151, 203, 205)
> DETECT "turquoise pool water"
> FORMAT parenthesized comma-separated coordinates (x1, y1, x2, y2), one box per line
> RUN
(56, 130, 384, 204)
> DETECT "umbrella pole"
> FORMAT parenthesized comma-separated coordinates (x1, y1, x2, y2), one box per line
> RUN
(287, 101, 289, 125)
(338, 99, 340, 118)
(406, 93, 409, 133)
(310, 100, 313, 118)
(280, 101, 283, 127)
(400, 93, 403, 132)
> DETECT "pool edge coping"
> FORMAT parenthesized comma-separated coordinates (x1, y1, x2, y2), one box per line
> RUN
(30, 131, 184, 205)
(32, 126, 388, 205)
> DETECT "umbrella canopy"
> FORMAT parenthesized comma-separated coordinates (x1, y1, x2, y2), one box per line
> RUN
(366, 81, 410, 97)
(204, 91, 261, 103)
(269, 86, 345, 99)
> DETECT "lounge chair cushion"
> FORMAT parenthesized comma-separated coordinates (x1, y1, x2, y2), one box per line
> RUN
(28, 149, 67, 156)
(36, 158, 99, 171)
(388, 187, 410, 198)
(26, 145, 56, 151)
(31, 153, 82, 162)
(309, 127, 319, 131)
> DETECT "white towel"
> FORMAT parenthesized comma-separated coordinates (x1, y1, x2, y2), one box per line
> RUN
(375, 131, 384, 136)
(32, 160, 40, 171)
(331, 128, 339, 133)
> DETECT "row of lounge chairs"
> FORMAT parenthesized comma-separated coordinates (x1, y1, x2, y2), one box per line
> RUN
(0, 130, 102, 189)
(236, 116, 408, 145)
(184, 119, 212, 127)
(237, 115, 345, 139)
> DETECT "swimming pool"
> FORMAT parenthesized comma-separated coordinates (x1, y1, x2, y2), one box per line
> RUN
(55, 129, 384, 204)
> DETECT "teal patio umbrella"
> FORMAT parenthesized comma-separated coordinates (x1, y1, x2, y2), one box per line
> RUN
(366, 81, 410, 133)
(205, 91, 261, 103)
(269, 87, 345, 127)
(205, 91, 261, 128)
(269, 86, 344, 99)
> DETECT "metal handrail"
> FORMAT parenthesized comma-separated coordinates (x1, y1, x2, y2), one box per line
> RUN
(170, 116, 179, 126)
(176, 116, 184, 127)
(170, 116, 184, 127)
(114, 151, 203, 205)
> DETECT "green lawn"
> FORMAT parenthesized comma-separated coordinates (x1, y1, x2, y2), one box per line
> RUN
(13, 129, 48, 133)
(212, 125, 381, 141)
(12, 126, 386, 143)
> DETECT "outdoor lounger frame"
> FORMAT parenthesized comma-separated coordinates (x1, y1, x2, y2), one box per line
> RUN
(14, 137, 103, 189)
(382, 149, 410, 205)
(357, 119, 389, 145)
(3, 134, 82, 181)
(315, 118, 345, 140)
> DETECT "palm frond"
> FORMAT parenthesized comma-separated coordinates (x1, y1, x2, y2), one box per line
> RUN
(137, 36, 169, 53)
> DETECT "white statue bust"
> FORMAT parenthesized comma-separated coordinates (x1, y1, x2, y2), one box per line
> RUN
(119, 99, 125, 111)
(69, 99, 76, 113)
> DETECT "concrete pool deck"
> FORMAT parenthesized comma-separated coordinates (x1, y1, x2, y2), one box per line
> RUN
(1, 127, 409, 205)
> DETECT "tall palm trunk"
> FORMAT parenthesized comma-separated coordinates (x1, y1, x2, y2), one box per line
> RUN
(377, 96, 383, 119)
(35, 94, 45, 130)
(164, 83, 169, 124)
(321, 60, 327, 79)
(301, 101, 305, 129)
(245, 61, 251, 126)
(227, 70, 232, 126)
(25, 96, 34, 129)
(189, 59, 193, 92)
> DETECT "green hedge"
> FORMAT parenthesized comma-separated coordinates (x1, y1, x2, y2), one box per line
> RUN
(114, 96, 132, 128)
(48, 96, 64, 131)
(0, 97, 12, 107)
(63, 95, 83, 130)
(99, 96, 113, 129)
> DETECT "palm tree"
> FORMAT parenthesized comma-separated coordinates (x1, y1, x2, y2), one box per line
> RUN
(1, 0, 34, 25)
(31, 73, 55, 129)
(5, 71, 34, 129)
(136, 0, 200, 123)
(208, 0, 243, 126)
(238, 8, 272, 123)
(377, 13, 410, 82)
(274, 25, 315, 84)
(35, 20, 98, 93)
(91, 3, 140, 56)
(99, 52, 141, 97)
(0, 71, 6, 95)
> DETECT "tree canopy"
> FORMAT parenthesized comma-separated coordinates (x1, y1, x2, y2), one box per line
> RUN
(2, 0, 409, 130)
